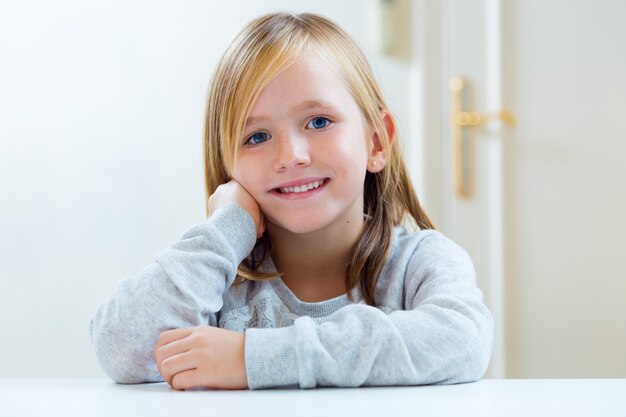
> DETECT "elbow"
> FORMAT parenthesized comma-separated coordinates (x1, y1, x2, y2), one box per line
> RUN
(450, 309, 495, 384)
(96, 351, 159, 385)
(89, 319, 161, 384)
(423, 302, 494, 385)
(460, 337, 493, 383)
(98, 358, 152, 385)
(474, 307, 495, 379)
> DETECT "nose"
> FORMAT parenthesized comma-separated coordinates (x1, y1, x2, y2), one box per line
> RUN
(272, 131, 311, 172)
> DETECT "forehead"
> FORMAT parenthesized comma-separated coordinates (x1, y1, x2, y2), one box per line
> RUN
(247, 52, 357, 116)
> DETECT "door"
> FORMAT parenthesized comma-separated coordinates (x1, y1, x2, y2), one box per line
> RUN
(419, 0, 626, 377)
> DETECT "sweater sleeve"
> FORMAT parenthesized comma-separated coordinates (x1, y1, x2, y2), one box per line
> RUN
(244, 232, 494, 389)
(88, 204, 257, 383)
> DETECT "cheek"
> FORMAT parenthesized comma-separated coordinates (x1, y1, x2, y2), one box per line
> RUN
(231, 160, 249, 186)
(231, 152, 254, 180)
(231, 158, 263, 197)
(328, 133, 369, 171)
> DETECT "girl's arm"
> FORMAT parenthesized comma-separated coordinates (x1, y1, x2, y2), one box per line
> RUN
(88, 203, 257, 383)
(244, 232, 494, 389)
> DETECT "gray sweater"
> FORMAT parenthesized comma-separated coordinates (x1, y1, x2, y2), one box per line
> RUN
(89, 204, 493, 389)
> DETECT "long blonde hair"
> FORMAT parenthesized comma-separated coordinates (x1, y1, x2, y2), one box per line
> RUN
(204, 12, 434, 306)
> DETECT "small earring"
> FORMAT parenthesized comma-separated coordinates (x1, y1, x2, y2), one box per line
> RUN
(371, 160, 377, 168)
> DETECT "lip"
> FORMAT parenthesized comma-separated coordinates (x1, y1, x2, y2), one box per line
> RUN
(268, 177, 330, 200)
(270, 177, 328, 190)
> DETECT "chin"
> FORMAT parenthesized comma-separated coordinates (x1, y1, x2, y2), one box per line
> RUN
(271, 222, 327, 236)
(266, 213, 331, 236)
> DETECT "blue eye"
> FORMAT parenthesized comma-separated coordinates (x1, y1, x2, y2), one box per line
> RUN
(245, 132, 270, 145)
(306, 117, 331, 130)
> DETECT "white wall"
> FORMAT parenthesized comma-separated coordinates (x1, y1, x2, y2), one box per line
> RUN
(0, 0, 418, 377)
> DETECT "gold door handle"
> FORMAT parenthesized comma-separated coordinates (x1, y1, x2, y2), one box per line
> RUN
(449, 76, 515, 198)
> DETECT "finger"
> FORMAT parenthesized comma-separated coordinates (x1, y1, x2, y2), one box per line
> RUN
(154, 328, 193, 353)
(161, 351, 197, 387)
(157, 328, 193, 347)
(154, 328, 194, 374)
(155, 336, 193, 371)
(171, 369, 205, 391)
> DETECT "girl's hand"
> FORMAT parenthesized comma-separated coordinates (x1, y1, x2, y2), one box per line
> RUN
(208, 180, 265, 238)
(154, 326, 248, 390)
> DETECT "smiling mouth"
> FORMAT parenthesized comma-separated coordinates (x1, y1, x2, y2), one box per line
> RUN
(274, 178, 329, 194)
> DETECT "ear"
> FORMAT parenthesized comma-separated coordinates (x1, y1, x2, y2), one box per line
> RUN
(367, 110, 395, 173)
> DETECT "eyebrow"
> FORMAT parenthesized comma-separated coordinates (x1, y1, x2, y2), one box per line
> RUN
(245, 99, 338, 127)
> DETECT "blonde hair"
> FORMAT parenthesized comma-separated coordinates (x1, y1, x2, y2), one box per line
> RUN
(204, 12, 434, 306)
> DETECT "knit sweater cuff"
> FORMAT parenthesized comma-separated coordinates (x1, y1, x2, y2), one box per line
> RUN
(244, 326, 299, 389)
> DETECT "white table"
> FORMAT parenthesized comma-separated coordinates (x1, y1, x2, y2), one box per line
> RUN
(0, 379, 624, 417)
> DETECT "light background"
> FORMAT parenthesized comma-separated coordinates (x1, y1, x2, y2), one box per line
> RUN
(0, 0, 419, 377)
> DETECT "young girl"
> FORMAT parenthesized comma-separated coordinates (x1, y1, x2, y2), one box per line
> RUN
(89, 12, 493, 390)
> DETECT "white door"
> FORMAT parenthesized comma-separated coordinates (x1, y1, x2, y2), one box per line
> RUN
(418, 0, 626, 377)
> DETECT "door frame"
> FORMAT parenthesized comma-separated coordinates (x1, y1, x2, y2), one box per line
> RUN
(411, 0, 507, 378)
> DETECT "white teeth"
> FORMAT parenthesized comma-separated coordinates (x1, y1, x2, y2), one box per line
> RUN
(280, 179, 324, 194)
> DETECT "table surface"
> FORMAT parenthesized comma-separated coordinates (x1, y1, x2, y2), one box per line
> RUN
(0, 378, 624, 417)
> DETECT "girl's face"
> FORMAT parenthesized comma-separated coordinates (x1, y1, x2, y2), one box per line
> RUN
(231, 52, 373, 236)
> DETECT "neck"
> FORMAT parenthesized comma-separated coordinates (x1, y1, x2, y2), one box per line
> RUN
(268, 215, 364, 302)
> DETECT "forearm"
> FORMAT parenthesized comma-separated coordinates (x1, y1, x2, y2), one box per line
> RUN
(244, 294, 493, 389)
(89, 204, 257, 383)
